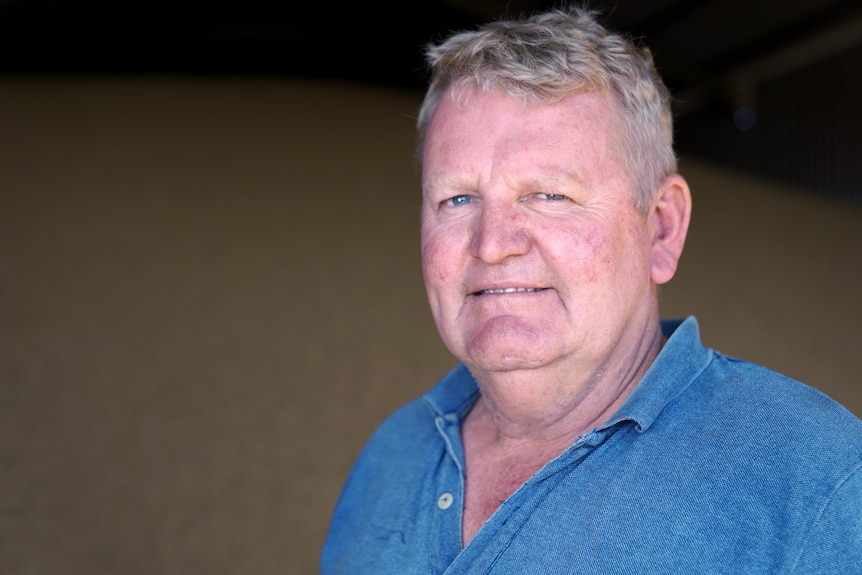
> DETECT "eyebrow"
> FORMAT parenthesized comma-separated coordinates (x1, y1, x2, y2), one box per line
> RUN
(422, 168, 592, 197)
(421, 174, 478, 196)
(508, 169, 592, 192)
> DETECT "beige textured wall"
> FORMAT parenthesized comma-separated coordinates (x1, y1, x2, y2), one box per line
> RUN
(1, 77, 860, 574)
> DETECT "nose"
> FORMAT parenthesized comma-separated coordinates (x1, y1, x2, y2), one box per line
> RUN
(469, 203, 531, 264)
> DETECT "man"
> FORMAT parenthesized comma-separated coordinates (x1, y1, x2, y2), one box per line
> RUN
(322, 6, 862, 574)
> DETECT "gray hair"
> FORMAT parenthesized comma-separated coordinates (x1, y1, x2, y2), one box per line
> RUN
(416, 5, 677, 213)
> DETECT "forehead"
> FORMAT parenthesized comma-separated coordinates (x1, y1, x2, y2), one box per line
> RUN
(423, 88, 625, 186)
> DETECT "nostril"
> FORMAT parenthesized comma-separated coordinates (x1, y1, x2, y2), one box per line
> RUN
(472, 224, 531, 264)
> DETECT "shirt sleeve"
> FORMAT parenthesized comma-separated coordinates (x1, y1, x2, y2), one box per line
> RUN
(791, 461, 862, 574)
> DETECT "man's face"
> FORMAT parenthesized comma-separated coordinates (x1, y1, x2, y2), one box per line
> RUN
(421, 88, 661, 379)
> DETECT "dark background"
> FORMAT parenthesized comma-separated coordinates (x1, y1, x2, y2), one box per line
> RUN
(2, 0, 862, 202)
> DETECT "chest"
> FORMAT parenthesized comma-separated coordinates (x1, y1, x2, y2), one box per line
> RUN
(462, 454, 549, 544)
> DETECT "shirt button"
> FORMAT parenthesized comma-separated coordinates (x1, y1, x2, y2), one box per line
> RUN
(437, 493, 454, 510)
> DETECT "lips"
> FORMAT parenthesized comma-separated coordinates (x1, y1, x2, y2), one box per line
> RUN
(473, 287, 548, 296)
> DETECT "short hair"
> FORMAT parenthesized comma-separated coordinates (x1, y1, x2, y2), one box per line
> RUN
(416, 5, 677, 214)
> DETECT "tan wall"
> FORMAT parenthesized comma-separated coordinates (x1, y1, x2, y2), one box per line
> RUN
(1, 77, 859, 574)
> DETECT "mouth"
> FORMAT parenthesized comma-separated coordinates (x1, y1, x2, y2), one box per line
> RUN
(472, 287, 549, 296)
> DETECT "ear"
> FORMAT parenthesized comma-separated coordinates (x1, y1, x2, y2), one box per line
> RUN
(649, 173, 692, 285)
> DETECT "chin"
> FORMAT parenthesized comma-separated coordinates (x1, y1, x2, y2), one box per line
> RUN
(470, 358, 549, 374)
(463, 343, 558, 374)
(464, 316, 546, 356)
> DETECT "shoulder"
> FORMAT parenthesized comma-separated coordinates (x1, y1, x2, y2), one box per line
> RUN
(655, 317, 862, 447)
(701, 352, 860, 431)
(666, 351, 862, 474)
(628, 351, 862, 569)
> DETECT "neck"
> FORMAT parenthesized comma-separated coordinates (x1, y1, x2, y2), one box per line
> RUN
(466, 320, 665, 445)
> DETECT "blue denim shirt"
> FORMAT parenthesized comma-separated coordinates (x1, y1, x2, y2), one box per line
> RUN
(322, 317, 862, 574)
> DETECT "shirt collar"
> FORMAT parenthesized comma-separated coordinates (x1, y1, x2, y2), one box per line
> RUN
(422, 362, 480, 420)
(599, 316, 713, 433)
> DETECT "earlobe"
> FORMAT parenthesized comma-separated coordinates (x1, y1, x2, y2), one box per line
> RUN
(649, 174, 692, 285)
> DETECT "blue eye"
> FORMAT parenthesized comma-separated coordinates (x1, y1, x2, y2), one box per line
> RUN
(537, 193, 567, 201)
(445, 195, 472, 207)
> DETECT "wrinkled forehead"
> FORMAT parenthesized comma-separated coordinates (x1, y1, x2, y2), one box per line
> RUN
(423, 86, 625, 162)
(424, 89, 634, 195)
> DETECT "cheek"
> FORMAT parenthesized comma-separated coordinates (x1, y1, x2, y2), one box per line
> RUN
(546, 217, 642, 289)
(421, 230, 455, 286)
(548, 225, 608, 285)
(582, 229, 613, 266)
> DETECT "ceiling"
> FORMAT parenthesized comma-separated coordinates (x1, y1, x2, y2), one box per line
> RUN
(2, 0, 861, 200)
(2, 0, 860, 96)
